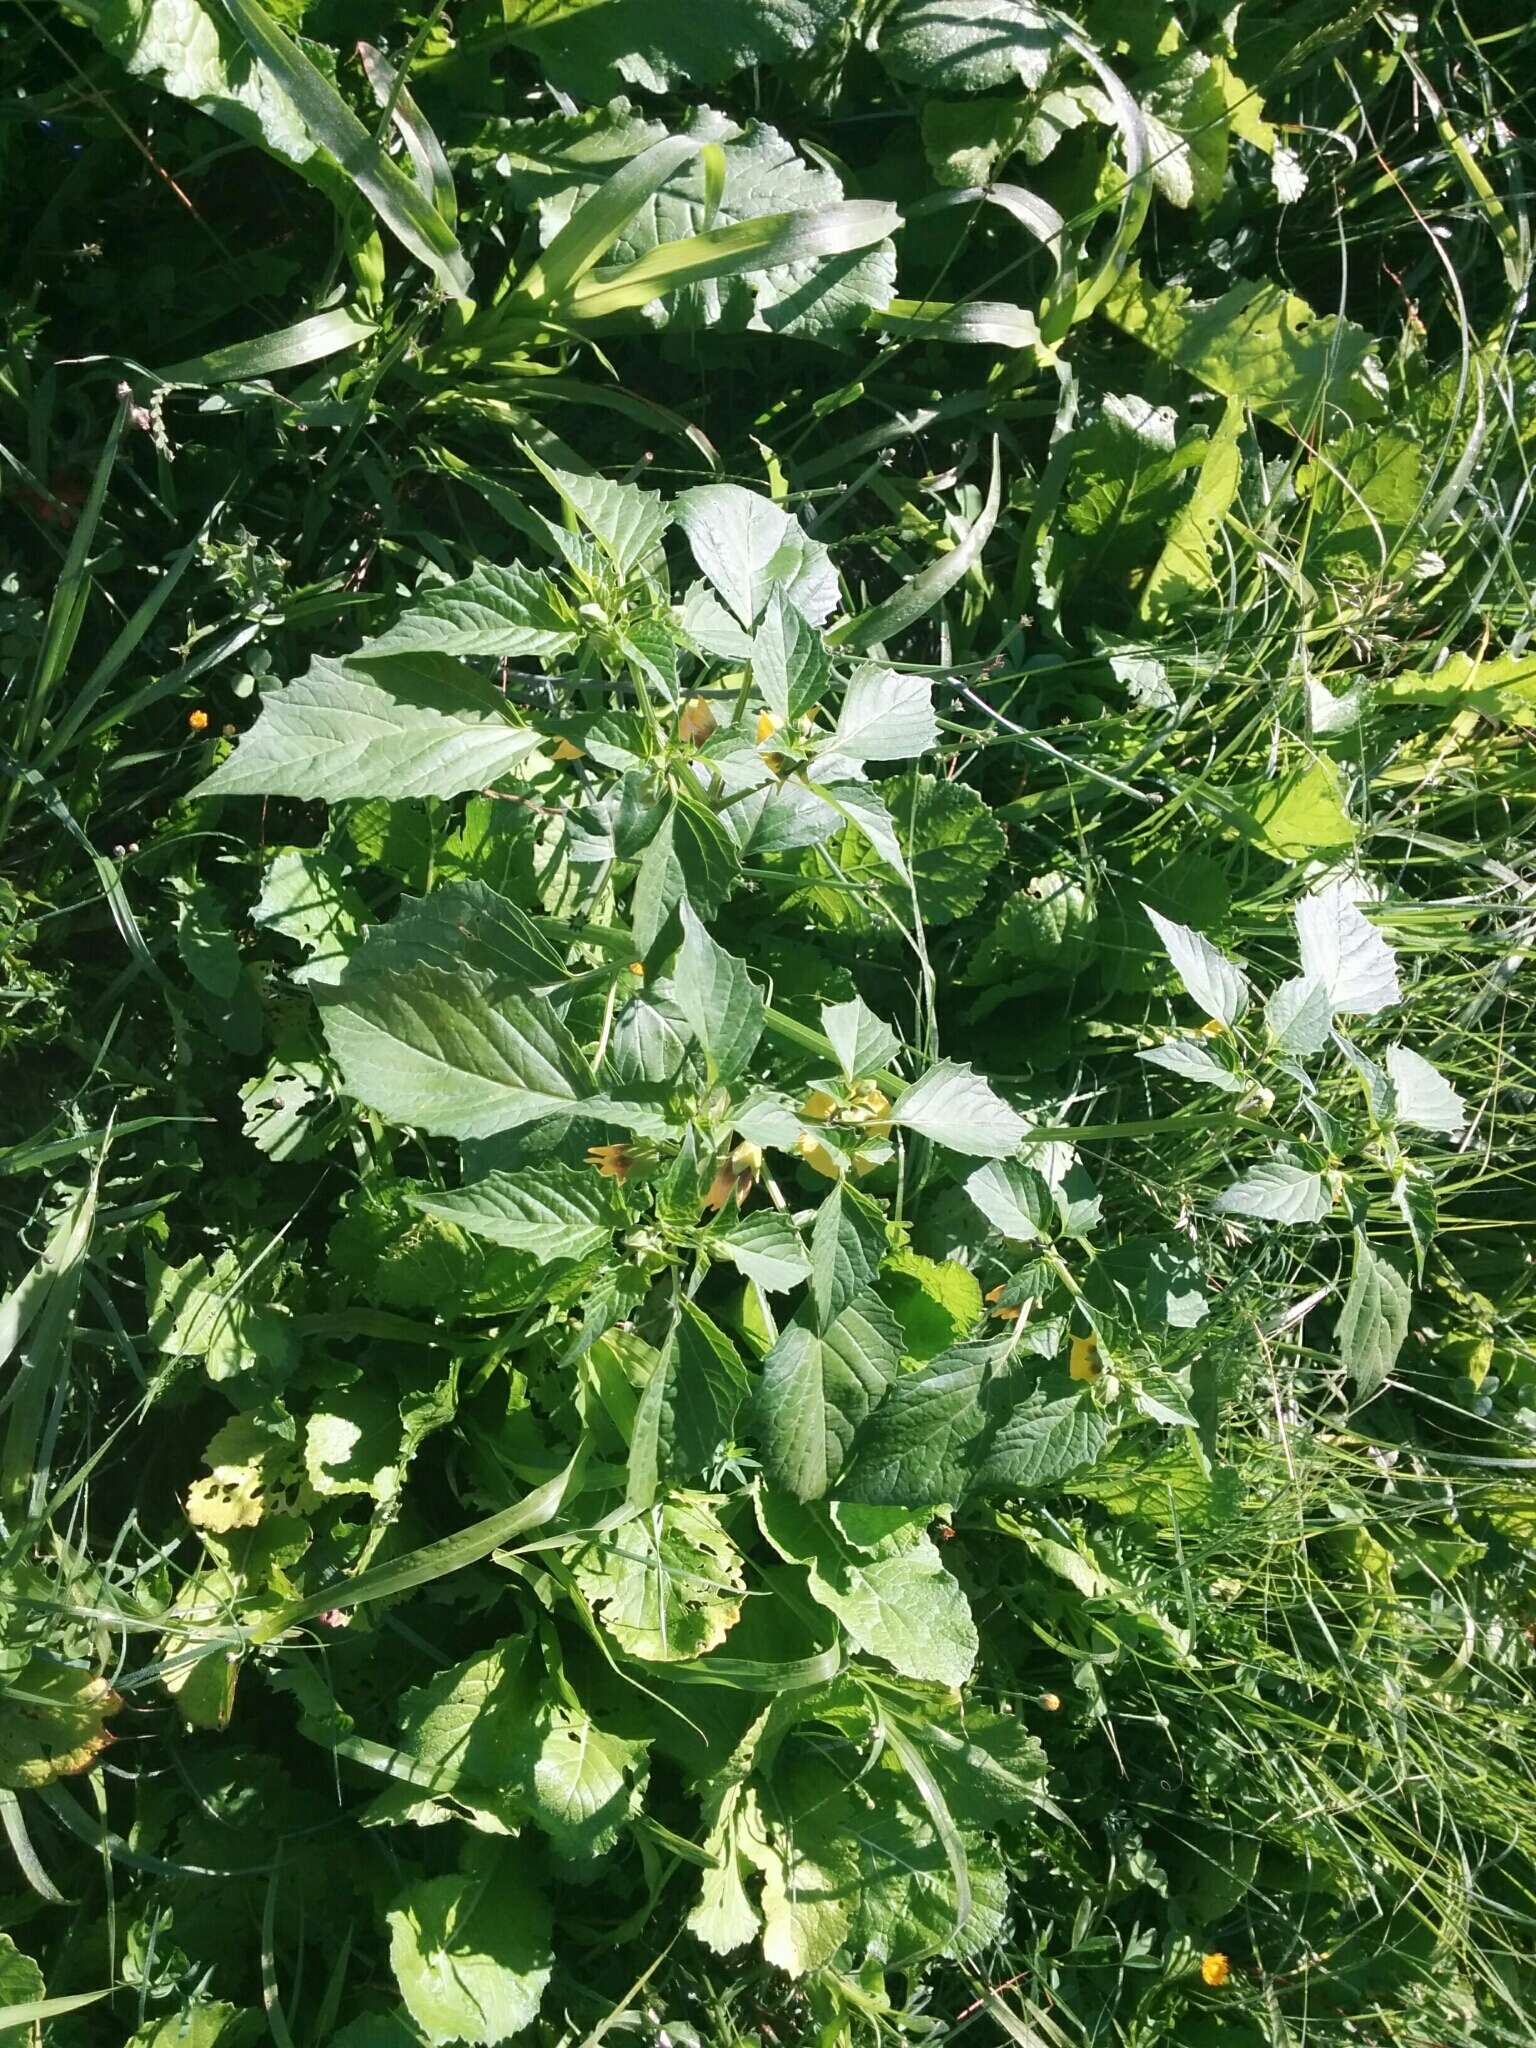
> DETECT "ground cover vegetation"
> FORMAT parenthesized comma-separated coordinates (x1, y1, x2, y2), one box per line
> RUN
(2, 1, 1535, 2042)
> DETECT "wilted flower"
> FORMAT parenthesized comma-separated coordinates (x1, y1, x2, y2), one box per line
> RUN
(678, 696, 718, 745)
(587, 1143, 635, 1183)
(704, 1140, 763, 1212)
(985, 1283, 1021, 1324)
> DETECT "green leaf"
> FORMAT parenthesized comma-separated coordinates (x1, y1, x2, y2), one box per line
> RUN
(363, 563, 579, 661)
(193, 655, 542, 802)
(93, 0, 316, 168)
(1382, 647, 1536, 722)
(1136, 1038, 1246, 1092)
(1103, 262, 1388, 431)
(498, 0, 847, 98)
(305, 1389, 403, 1502)
(319, 962, 591, 1141)
(841, 1338, 1106, 1505)
(753, 1294, 903, 1499)
(1383, 1046, 1466, 1137)
(757, 1495, 977, 1686)
(387, 1854, 553, 2045)
(1247, 756, 1356, 861)
(1266, 975, 1332, 1054)
(882, 1249, 983, 1362)
(525, 451, 671, 579)
(709, 1209, 813, 1293)
(156, 304, 378, 385)
(891, 1062, 1029, 1159)
(858, 772, 1008, 927)
(672, 904, 764, 1081)
(964, 1158, 1055, 1242)
(1294, 881, 1401, 1015)
(631, 799, 739, 957)
(1214, 1159, 1332, 1225)
(1140, 399, 1243, 620)
(405, 1167, 623, 1262)
(675, 485, 838, 630)
(810, 1183, 887, 1329)
(253, 847, 364, 986)
(753, 587, 832, 722)
(1144, 906, 1249, 1025)
(836, 440, 1001, 652)
(219, 0, 473, 296)
(828, 667, 937, 762)
(570, 1496, 746, 1662)
(821, 996, 900, 1083)
(873, 0, 1059, 92)
(1338, 1235, 1411, 1397)
(628, 1302, 749, 1505)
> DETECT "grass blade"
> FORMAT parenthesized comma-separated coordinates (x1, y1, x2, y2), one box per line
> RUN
(156, 306, 378, 385)
(833, 437, 1002, 652)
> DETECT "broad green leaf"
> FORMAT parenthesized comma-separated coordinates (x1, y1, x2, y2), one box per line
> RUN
(709, 1209, 813, 1293)
(122, 2006, 258, 2048)
(157, 305, 378, 385)
(1266, 975, 1332, 1054)
(1104, 262, 1388, 431)
(253, 847, 364, 987)
(0, 1659, 120, 1790)
(873, 0, 1059, 92)
(753, 1294, 903, 1499)
(810, 1183, 887, 1329)
(525, 451, 670, 578)
(628, 1302, 749, 1505)
(0, 1933, 44, 2037)
(891, 1062, 1029, 1159)
(363, 563, 579, 661)
(631, 799, 739, 957)
(193, 655, 542, 802)
(1214, 1159, 1332, 1225)
(672, 904, 764, 1080)
(1082, 1237, 1207, 1339)
(319, 963, 591, 1141)
(305, 1389, 402, 1502)
(1294, 881, 1401, 1015)
(964, 1158, 1055, 1242)
(897, 1702, 1047, 1828)
(1140, 399, 1243, 620)
(753, 586, 832, 722)
(1144, 906, 1249, 1025)
(570, 1496, 746, 1661)
(829, 667, 937, 762)
(882, 1249, 983, 1362)
(219, 0, 473, 296)
(757, 1494, 977, 1687)
(93, 0, 316, 168)
(387, 1855, 553, 2045)
(841, 1338, 1106, 1505)
(498, 0, 846, 98)
(675, 485, 838, 630)
(1382, 647, 1536, 722)
(1247, 756, 1356, 860)
(1136, 1039, 1246, 1091)
(821, 996, 900, 1083)
(1338, 1235, 1411, 1397)
(405, 1167, 624, 1261)
(1384, 1046, 1467, 1138)
(350, 881, 568, 988)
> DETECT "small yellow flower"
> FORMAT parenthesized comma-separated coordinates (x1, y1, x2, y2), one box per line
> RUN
(985, 1283, 1021, 1324)
(552, 737, 585, 763)
(1199, 1018, 1226, 1039)
(794, 1131, 841, 1180)
(799, 1087, 840, 1121)
(703, 1142, 763, 1214)
(587, 1143, 634, 1183)
(187, 707, 210, 731)
(756, 709, 781, 744)
(1200, 1953, 1231, 1988)
(626, 961, 646, 977)
(1039, 1691, 1062, 1712)
(1069, 1334, 1100, 1382)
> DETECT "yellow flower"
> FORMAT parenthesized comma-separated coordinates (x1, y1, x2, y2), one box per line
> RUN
(1068, 1334, 1100, 1382)
(1199, 1018, 1226, 1039)
(985, 1283, 1021, 1324)
(799, 1087, 840, 1121)
(1200, 1953, 1231, 1988)
(1039, 1691, 1062, 1712)
(552, 737, 585, 762)
(677, 696, 718, 746)
(587, 1143, 634, 1183)
(626, 961, 646, 977)
(703, 1142, 764, 1214)
(794, 1131, 841, 1180)
(756, 709, 781, 743)
(187, 707, 210, 731)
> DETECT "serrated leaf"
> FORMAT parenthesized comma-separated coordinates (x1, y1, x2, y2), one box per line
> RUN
(500, 0, 846, 103)
(842, 1338, 1105, 1505)
(1384, 1045, 1467, 1137)
(675, 485, 838, 630)
(1294, 881, 1401, 1015)
(1214, 1159, 1332, 1225)
(1266, 975, 1332, 1054)
(1338, 1235, 1411, 1397)
(891, 1062, 1030, 1159)
(821, 996, 900, 1083)
(752, 1293, 902, 1499)
(405, 1167, 623, 1262)
(1247, 755, 1356, 860)
(363, 562, 578, 661)
(570, 1496, 745, 1662)
(194, 654, 541, 802)
(709, 1209, 813, 1293)
(829, 667, 937, 762)
(1136, 1038, 1246, 1091)
(757, 1495, 977, 1687)
(672, 903, 764, 1080)
(1144, 905, 1249, 1025)
(319, 963, 591, 1141)
(387, 1855, 552, 2046)
(628, 1302, 749, 1506)
(527, 453, 670, 579)
(753, 586, 832, 722)
(964, 1158, 1055, 1242)
(810, 1183, 887, 1329)
(631, 799, 739, 958)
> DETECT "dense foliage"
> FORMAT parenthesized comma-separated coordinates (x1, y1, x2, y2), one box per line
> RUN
(3, 2, 1535, 2044)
